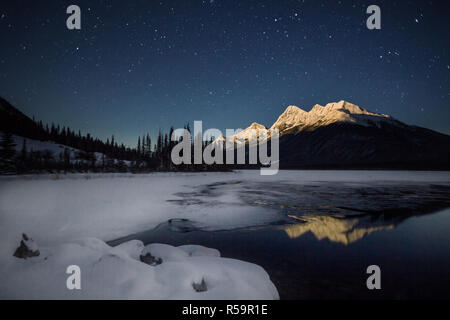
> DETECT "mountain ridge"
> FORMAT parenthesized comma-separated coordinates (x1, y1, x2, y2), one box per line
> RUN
(270, 100, 395, 134)
(216, 100, 450, 169)
(220, 100, 405, 143)
(2, 97, 449, 170)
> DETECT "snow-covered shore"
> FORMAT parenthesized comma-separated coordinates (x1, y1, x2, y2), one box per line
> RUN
(0, 238, 279, 299)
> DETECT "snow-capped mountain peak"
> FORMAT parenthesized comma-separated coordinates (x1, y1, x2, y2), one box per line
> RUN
(270, 100, 393, 134)
(215, 100, 398, 147)
(233, 122, 268, 143)
(247, 122, 267, 130)
(215, 122, 268, 148)
(269, 105, 309, 134)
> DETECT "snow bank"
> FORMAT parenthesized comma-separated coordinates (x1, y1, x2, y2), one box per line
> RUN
(0, 239, 279, 300)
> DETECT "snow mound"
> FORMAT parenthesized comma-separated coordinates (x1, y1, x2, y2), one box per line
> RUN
(0, 239, 279, 300)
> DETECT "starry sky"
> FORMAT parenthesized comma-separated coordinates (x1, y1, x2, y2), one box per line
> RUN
(1, 0, 449, 147)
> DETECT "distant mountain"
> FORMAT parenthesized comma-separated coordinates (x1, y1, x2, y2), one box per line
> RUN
(216, 122, 268, 148)
(270, 101, 395, 134)
(2, 97, 449, 170)
(0, 97, 139, 173)
(0, 97, 47, 140)
(221, 100, 450, 169)
(0, 97, 227, 174)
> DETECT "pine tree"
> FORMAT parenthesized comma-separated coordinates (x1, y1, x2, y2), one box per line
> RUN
(16, 138, 28, 173)
(146, 134, 151, 158)
(63, 148, 71, 172)
(0, 131, 16, 161)
(141, 135, 146, 156)
(101, 153, 106, 170)
(137, 136, 141, 156)
(157, 131, 162, 156)
(20, 138, 27, 161)
(0, 131, 17, 174)
(169, 127, 174, 146)
(164, 134, 168, 150)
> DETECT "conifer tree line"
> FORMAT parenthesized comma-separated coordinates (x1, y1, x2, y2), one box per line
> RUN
(0, 119, 230, 175)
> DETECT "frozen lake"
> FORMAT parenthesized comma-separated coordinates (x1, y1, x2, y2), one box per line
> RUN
(1, 170, 449, 299)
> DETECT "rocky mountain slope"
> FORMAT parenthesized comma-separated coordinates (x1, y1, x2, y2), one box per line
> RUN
(220, 100, 450, 169)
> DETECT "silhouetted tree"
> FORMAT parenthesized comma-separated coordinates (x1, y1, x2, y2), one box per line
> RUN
(0, 131, 16, 160)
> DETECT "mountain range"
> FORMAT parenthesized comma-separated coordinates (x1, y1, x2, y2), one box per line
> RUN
(220, 100, 450, 169)
(1, 97, 449, 170)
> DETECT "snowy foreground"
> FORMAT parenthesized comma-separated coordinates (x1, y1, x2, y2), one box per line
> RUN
(1, 170, 449, 299)
(0, 238, 278, 299)
(0, 171, 284, 299)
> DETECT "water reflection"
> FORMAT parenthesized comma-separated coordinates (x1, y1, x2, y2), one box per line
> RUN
(282, 214, 399, 245)
(109, 208, 450, 299)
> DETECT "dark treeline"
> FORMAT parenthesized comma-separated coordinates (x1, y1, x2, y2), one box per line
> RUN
(0, 119, 230, 175)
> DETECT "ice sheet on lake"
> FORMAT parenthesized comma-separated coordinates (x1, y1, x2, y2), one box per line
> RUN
(0, 170, 449, 255)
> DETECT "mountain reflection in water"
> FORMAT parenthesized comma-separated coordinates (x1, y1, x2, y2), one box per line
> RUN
(282, 214, 396, 245)
(109, 208, 450, 299)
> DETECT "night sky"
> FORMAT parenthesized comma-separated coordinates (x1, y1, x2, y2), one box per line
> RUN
(1, 0, 449, 147)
